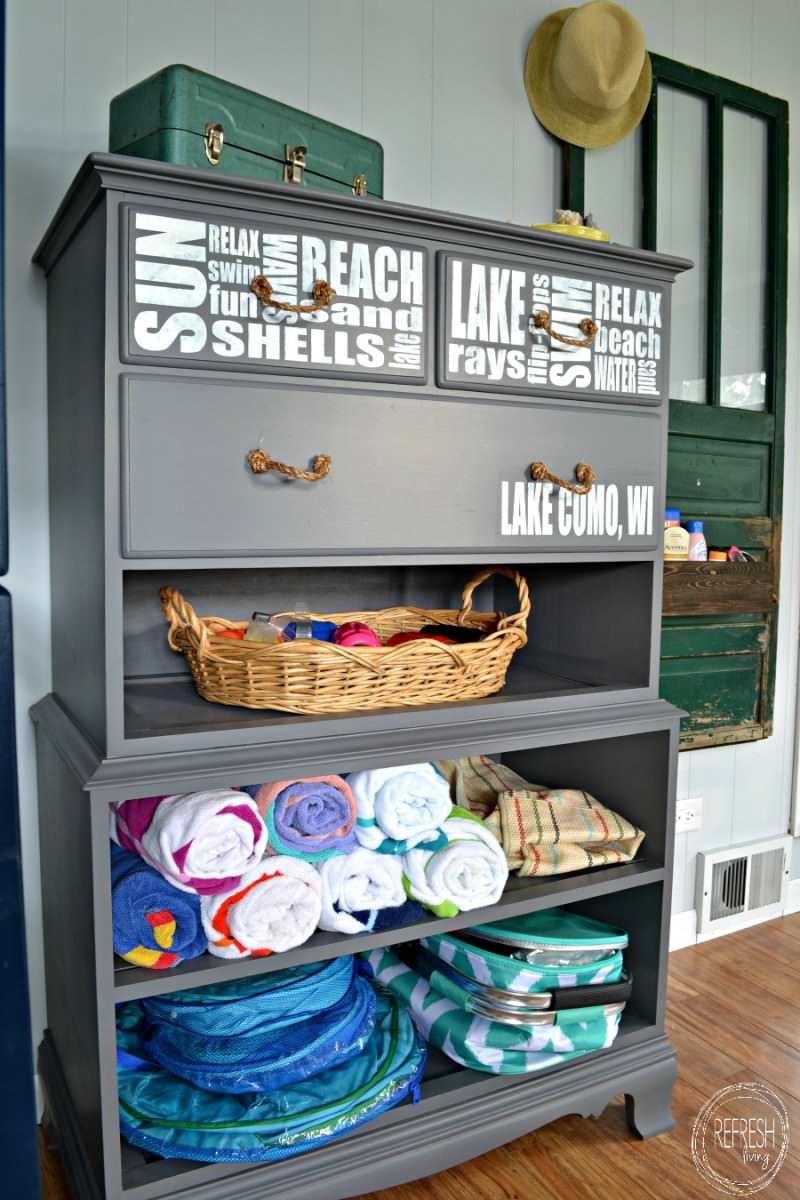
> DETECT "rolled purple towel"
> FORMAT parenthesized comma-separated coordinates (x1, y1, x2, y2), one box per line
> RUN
(244, 775, 358, 861)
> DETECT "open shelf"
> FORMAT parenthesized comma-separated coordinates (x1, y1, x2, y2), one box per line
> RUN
(116, 1010, 659, 1195)
(112, 861, 665, 1000)
(109, 724, 673, 999)
(123, 660, 643, 742)
(121, 560, 656, 747)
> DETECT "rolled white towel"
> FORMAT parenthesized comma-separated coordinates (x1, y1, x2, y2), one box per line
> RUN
(317, 848, 407, 935)
(403, 808, 509, 918)
(201, 857, 322, 959)
(348, 763, 453, 854)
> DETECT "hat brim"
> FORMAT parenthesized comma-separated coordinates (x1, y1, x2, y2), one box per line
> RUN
(524, 7, 653, 149)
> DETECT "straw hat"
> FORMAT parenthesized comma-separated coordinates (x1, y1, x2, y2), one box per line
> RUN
(524, 2, 652, 148)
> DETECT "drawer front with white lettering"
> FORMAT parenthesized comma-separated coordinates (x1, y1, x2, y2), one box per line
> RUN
(437, 252, 668, 405)
(120, 204, 428, 382)
(121, 375, 663, 558)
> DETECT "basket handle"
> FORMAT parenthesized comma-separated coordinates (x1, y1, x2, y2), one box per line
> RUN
(160, 586, 204, 651)
(532, 310, 599, 347)
(247, 448, 332, 482)
(458, 567, 530, 643)
(250, 274, 336, 313)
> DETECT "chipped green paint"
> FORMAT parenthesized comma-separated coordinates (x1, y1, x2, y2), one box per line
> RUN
(660, 652, 762, 737)
(661, 619, 768, 659)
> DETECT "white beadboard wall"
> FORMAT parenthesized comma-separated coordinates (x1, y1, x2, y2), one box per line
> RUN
(5, 0, 800, 1049)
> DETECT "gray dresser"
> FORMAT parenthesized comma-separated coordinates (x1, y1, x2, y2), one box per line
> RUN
(32, 154, 690, 1200)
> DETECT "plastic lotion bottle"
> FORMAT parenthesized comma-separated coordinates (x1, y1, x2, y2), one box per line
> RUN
(687, 520, 708, 561)
(664, 508, 689, 560)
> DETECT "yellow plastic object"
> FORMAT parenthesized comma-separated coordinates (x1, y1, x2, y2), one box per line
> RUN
(531, 223, 610, 242)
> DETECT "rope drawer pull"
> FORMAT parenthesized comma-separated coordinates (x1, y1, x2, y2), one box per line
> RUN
(250, 274, 336, 313)
(530, 461, 596, 494)
(247, 448, 332, 482)
(532, 309, 599, 347)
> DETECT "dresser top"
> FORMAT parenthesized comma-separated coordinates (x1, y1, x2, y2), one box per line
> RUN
(33, 151, 693, 282)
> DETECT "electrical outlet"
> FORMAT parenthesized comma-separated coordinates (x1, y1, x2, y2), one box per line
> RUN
(675, 796, 703, 833)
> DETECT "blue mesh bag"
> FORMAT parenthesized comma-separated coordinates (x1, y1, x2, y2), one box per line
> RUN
(142, 956, 356, 1033)
(116, 986, 427, 1163)
(140, 957, 376, 1093)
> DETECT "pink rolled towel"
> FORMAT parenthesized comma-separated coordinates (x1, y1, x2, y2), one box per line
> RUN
(111, 791, 268, 895)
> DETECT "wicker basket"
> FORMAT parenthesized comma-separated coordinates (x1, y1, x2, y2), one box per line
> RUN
(159, 567, 530, 715)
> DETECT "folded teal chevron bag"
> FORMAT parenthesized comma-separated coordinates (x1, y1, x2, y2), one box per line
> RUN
(466, 908, 629, 962)
(421, 908, 627, 996)
(412, 943, 631, 1024)
(117, 985, 427, 1163)
(364, 946, 622, 1075)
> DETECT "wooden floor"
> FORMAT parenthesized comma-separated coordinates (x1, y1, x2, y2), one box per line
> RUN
(39, 913, 800, 1200)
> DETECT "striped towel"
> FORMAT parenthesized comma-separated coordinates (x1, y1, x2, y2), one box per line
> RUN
(434, 756, 530, 826)
(402, 808, 508, 917)
(243, 775, 357, 861)
(435, 757, 644, 877)
(317, 847, 410, 935)
(493, 786, 645, 877)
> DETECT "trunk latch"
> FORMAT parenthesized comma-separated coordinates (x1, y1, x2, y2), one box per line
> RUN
(203, 122, 224, 165)
(283, 144, 307, 184)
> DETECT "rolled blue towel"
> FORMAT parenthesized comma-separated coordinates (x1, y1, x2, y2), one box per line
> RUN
(348, 899, 428, 934)
(111, 843, 207, 969)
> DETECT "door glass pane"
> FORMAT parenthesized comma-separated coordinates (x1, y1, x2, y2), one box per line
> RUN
(656, 86, 708, 404)
(720, 108, 768, 410)
(584, 127, 642, 248)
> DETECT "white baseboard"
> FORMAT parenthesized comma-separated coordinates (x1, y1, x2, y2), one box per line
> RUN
(669, 889, 799, 950)
(669, 908, 697, 951)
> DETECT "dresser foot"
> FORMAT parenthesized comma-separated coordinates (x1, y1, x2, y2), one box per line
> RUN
(624, 1070, 676, 1139)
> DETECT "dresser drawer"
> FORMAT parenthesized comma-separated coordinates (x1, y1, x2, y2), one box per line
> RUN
(122, 203, 427, 383)
(120, 375, 662, 558)
(438, 251, 668, 405)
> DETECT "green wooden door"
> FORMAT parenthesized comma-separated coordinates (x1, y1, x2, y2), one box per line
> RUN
(651, 59, 786, 748)
(563, 56, 788, 749)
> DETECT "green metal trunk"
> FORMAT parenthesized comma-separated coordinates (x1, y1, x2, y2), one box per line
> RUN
(109, 64, 384, 197)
